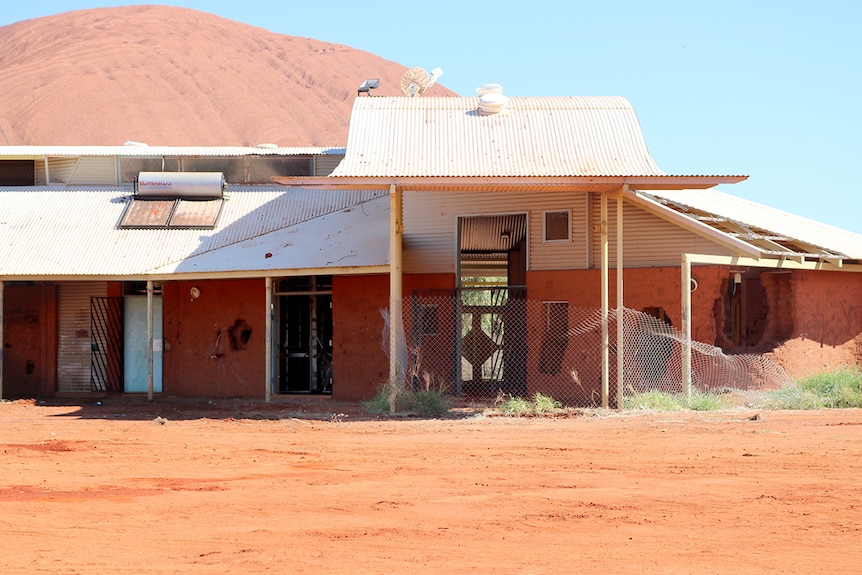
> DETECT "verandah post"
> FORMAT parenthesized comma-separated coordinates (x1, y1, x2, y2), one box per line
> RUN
(389, 184, 403, 384)
(265, 276, 273, 402)
(600, 192, 609, 408)
(681, 255, 692, 401)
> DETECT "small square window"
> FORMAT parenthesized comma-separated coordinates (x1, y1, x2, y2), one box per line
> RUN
(544, 210, 570, 242)
(418, 304, 439, 336)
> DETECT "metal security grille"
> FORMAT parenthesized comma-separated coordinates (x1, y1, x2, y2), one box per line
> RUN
(411, 287, 527, 398)
(397, 293, 791, 408)
(90, 297, 124, 392)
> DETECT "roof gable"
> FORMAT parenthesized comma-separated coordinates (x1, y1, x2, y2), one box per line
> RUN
(332, 96, 665, 178)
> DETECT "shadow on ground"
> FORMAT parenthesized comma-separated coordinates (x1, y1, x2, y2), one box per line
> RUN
(6, 396, 488, 422)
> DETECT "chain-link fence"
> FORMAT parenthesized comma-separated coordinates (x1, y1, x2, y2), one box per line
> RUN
(387, 288, 790, 408)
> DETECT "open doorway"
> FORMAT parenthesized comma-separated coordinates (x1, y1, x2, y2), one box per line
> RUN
(275, 275, 333, 394)
(456, 214, 527, 396)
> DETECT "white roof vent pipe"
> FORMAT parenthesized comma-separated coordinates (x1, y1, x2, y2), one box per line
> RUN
(476, 83, 508, 115)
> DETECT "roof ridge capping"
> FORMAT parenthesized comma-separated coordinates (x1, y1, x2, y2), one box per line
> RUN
(349, 94, 637, 110)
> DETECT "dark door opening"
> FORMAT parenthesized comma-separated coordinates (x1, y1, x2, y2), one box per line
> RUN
(276, 276, 333, 394)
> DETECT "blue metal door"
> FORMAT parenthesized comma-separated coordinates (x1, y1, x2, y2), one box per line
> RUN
(123, 295, 163, 393)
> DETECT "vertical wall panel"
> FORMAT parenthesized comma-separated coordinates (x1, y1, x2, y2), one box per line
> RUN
(68, 157, 117, 185)
(35, 160, 47, 185)
(46, 157, 78, 184)
(314, 154, 345, 176)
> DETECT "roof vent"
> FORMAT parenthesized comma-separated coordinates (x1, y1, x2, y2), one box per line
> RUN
(476, 84, 508, 115)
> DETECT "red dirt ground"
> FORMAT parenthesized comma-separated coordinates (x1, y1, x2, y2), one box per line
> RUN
(1, 398, 860, 574)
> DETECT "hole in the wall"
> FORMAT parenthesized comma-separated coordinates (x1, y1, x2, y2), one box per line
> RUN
(229, 319, 252, 350)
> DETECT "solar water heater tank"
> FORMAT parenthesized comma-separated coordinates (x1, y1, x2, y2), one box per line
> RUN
(135, 172, 226, 199)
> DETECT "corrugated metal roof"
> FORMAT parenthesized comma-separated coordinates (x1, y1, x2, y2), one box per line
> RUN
(150, 196, 390, 275)
(642, 188, 862, 260)
(331, 96, 667, 178)
(0, 145, 346, 157)
(0, 185, 387, 278)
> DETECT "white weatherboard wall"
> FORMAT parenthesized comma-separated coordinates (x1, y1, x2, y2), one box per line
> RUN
(403, 190, 590, 274)
(45, 156, 116, 185)
(68, 156, 117, 186)
(46, 157, 79, 185)
(589, 199, 735, 268)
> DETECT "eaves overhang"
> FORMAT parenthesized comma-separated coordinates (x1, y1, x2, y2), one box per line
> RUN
(273, 175, 747, 192)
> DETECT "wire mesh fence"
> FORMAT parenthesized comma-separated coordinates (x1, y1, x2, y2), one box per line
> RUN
(388, 288, 791, 408)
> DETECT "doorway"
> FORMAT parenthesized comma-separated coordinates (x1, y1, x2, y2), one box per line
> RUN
(456, 214, 527, 396)
(123, 294, 163, 393)
(276, 275, 333, 394)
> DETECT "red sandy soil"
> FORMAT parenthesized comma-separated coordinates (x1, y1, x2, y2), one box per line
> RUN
(1, 398, 860, 574)
(0, 6, 455, 147)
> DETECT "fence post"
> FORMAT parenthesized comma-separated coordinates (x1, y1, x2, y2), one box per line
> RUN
(681, 255, 692, 401)
(616, 187, 626, 411)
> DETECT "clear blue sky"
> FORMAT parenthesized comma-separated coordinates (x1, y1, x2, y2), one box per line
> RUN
(3, 1, 861, 233)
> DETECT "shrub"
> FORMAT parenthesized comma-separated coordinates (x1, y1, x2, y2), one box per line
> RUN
(362, 379, 452, 418)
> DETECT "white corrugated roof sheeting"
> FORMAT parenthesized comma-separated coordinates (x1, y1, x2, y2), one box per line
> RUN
(644, 188, 862, 260)
(150, 196, 390, 275)
(0, 186, 388, 278)
(0, 146, 346, 157)
(331, 96, 666, 178)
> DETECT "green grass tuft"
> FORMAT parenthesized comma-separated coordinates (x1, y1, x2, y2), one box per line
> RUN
(624, 388, 733, 411)
(362, 380, 452, 418)
(497, 392, 562, 416)
(760, 367, 862, 409)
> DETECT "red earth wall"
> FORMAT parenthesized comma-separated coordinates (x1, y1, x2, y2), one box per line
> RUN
(330, 273, 455, 401)
(162, 279, 267, 398)
(527, 265, 727, 344)
(767, 270, 862, 379)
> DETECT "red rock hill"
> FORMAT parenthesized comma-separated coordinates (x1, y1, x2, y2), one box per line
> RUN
(0, 5, 455, 146)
